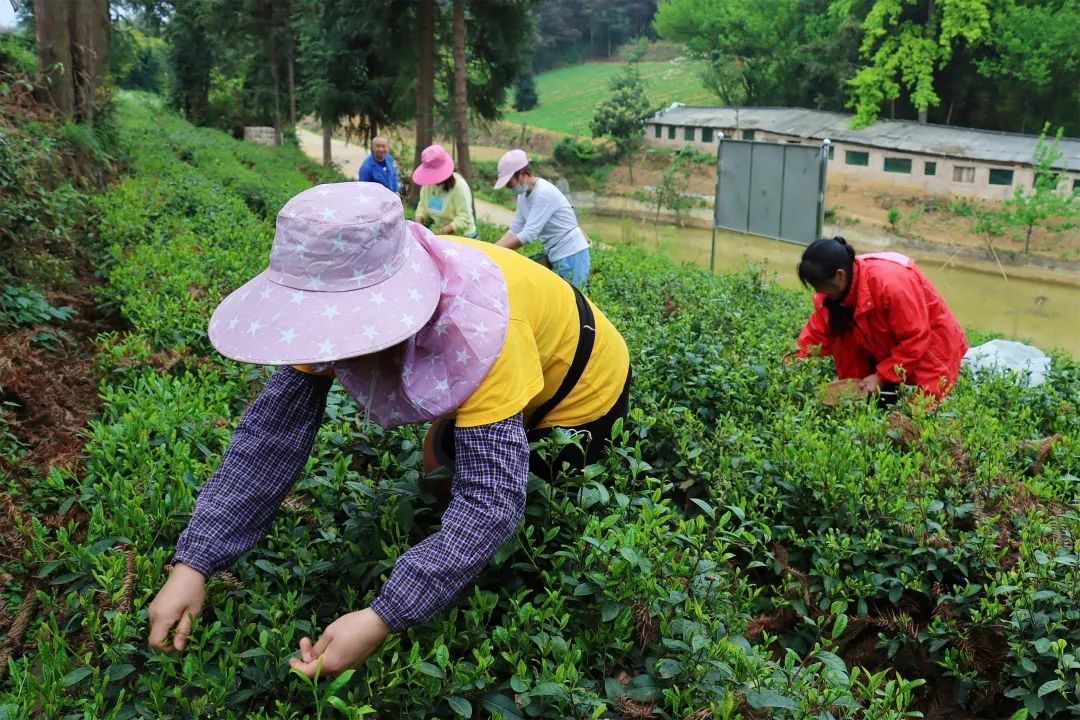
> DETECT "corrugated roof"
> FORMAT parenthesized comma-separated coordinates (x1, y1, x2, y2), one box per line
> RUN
(649, 105, 1080, 171)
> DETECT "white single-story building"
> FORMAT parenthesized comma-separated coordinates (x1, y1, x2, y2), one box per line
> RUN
(645, 106, 1080, 202)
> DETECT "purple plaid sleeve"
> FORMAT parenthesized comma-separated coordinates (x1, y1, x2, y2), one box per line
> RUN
(370, 414, 529, 631)
(173, 366, 332, 576)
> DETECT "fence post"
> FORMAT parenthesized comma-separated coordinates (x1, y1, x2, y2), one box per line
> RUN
(818, 139, 831, 240)
(711, 133, 724, 274)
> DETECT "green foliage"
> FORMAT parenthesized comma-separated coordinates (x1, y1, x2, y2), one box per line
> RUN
(845, 0, 993, 127)
(619, 37, 650, 64)
(551, 137, 617, 191)
(973, 1, 1080, 136)
(165, 1, 215, 124)
(0, 284, 75, 331)
(948, 197, 977, 218)
(110, 22, 169, 93)
(887, 206, 902, 231)
(999, 126, 1080, 254)
(530, 0, 658, 72)
(504, 60, 714, 136)
(655, 0, 798, 106)
(294, 0, 414, 139)
(0, 109, 118, 286)
(3, 92, 1080, 720)
(589, 66, 655, 172)
(645, 144, 696, 224)
(0, 29, 37, 76)
(654, 0, 861, 110)
(513, 72, 539, 112)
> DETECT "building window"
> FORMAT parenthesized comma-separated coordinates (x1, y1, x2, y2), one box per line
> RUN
(702, 128, 714, 143)
(654, 124, 661, 138)
(667, 125, 676, 140)
(884, 157, 912, 174)
(684, 127, 695, 141)
(988, 169, 1014, 186)
(741, 129, 754, 141)
(1074, 178, 1079, 194)
(924, 161, 936, 176)
(953, 166, 975, 183)
(828, 146, 835, 160)
(845, 150, 870, 167)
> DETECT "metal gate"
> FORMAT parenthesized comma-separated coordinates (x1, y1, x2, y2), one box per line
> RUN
(710, 136, 829, 269)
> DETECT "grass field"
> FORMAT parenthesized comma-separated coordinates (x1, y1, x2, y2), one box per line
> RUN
(504, 60, 717, 136)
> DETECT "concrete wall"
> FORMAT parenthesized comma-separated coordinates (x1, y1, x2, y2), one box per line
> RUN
(243, 126, 278, 146)
(645, 121, 1080, 202)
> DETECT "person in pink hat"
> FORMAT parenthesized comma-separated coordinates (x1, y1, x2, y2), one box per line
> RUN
(494, 148, 591, 289)
(146, 181, 631, 678)
(412, 144, 477, 238)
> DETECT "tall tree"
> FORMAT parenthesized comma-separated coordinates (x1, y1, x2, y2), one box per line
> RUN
(589, 65, 654, 181)
(294, 0, 414, 165)
(654, 0, 800, 106)
(514, 71, 539, 111)
(452, 0, 472, 183)
(973, 0, 1080, 135)
(842, 0, 993, 128)
(1001, 126, 1079, 254)
(166, 1, 213, 123)
(32, 0, 75, 115)
(412, 0, 437, 206)
(263, 0, 283, 145)
(33, 0, 111, 122)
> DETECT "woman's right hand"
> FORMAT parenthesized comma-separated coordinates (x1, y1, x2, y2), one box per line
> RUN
(147, 563, 207, 652)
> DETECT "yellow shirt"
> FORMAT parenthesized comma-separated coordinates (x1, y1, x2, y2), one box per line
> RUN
(297, 237, 629, 428)
(448, 236, 628, 428)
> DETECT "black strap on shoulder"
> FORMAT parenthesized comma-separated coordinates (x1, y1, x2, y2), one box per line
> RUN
(527, 284, 595, 431)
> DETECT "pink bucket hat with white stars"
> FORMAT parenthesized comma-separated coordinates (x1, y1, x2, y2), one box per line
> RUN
(208, 182, 442, 365)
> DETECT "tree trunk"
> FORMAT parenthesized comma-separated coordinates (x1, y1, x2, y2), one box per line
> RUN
(266, 2, 282, 146)
(70, 0, 110, 124)
(33, 0, 75, 116)
(285, 0, 296, 128)
(411, 0, 437, 207)
(452, 0, 472, 183)
(287, 51, 297, 128)
(945, 99, 954, 125)
(322, 121, 332, 166)
(919, 0, 935, 126)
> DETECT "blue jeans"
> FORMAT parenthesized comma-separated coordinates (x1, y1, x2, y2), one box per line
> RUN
(533, 248, 590, 289)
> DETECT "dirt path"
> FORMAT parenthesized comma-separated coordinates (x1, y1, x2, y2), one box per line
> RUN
(295, 129, 515, 227)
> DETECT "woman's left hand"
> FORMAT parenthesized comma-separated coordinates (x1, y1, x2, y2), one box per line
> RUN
(288, 608, 391, 678)
(858, 373, 883, 394)
(439, 223, 454, 234)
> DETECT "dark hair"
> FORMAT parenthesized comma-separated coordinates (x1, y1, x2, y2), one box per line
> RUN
(438, 173, 457, 193)
(797, 236, 855, 289)
(513, 165, 532, 183)
(798, 237, 857, 335)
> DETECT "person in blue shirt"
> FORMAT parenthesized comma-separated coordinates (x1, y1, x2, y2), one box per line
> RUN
(358, 136, 399, 193)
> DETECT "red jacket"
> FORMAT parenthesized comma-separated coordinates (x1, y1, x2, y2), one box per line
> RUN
(797, 253, 968, 398)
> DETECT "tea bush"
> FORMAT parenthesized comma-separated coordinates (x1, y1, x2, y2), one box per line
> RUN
(1, 92, 1077, 719)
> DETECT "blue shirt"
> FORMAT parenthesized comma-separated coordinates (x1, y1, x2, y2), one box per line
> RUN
(359, 153, 399, 192)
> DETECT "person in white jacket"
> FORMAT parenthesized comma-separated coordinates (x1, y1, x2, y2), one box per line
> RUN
(494, 149, 590, 289)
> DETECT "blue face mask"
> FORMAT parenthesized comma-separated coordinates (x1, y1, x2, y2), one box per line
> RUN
(512, 183, 528, 196)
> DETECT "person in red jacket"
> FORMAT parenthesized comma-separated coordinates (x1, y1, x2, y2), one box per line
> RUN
(795, 237, 968, 402)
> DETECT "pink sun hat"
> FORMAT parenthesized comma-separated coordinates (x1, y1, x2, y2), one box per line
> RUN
(208, 182, 442, 365)
(494, 148, 529, 189)
(411, 144, 455, 186)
